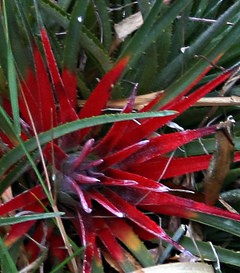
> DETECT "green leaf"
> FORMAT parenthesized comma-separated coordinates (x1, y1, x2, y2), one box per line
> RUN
(154, 2, 240, 108)
(63, 0, 90, 71)
(0, 110, 176, 192)
(0, 105, 19, 145)
(179, 234, 240, 267)
(161, 226, 240, 268)
(0, 212, 64, 227)
(0, 236, 18, 273)
(156, 1, 240, 89)
(119, 0, 191, 69)
(94, 0, 112, 50)
(2, 0, 20, 135)
(39, 0, 112, 73)
(192, 212, 240, 238)
(49, 246, 84, 273)
(0, 153, 39, 197)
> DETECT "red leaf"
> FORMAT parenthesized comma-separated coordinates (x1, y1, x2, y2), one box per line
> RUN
(102, 188, 190, 254)
(94, 217, 135, 271)
(44, 142, 68, 170)
(88, 188, 125, 217)
(62, 68, 77, 108)
(78, 56, 130, 141)
(40, 28, 78, 124)
(33, 47, 57, 132)
(168, 66, 237, 113)
(72, 210, 96, 273)
(234, 151, 240, 162)
(19, 69, 41, 132)
(128, 142, 240, 181)
(129, 155, 211, 180)
(161, 55, 222, 110)
(114, 65, 236, 149)
(4, 201, 45, 246)
(139, 191, 240, 222)
(100, 140, 149, 170)
(94, 85, 137, 155)
(0, 185, 46, 215)
(105, 168, 169, 192)
(119, 126, 216, 168)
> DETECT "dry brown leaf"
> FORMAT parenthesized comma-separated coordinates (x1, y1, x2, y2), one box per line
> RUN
(130, 262, 214, 273)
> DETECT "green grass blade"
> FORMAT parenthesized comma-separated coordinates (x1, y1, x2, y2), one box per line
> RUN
(155, 1, 240, 90)
(0, 236, 18, 273)
(0, 212, 64, 227)
(0, 106, 19, 145)
(0, 106, 54, 206)
(155, 17, 240, 109)
(0, 110, 176, 185)
(2, 0, 20, 136)
(49, 246, 84, 273)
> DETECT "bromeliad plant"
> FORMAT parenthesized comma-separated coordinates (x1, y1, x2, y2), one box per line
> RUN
(1, 25, 240, 273)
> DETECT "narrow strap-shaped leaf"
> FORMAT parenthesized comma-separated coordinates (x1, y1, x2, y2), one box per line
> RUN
(105, 168, 169, 192)
(94, 0, 112, 50)
(19, 69, 40, 131)
(0, 185, 45, 215)
(119, 0, 190, 70)
(88, 189, 124, 218)
(100, 140, 148, 170)
(0, 111, 176, 182)
(32, 47, 57, 132)
(102, 188, 191, 255)
(138, 191, 240, 223)
(94, 84, 137, 156)
(112, 62, 215, 149)
(156, 12, 240, 107)
(178, 233, 240, 268)
(72, 210, 96, 273)
(39, 0, 112, 73)
(108, 218, 155, 267)
(155, 1, 240, 89)
(0, 236, 18, 273)
(94, 218, 137, 272)
(62, 69, 77, 108)
(129, 155, 211, 180)
(114, 64, 237, 149)
(78, 56, 130, 141)
(168, 64, 239, 113)
(78, 57, 130, 119)
(3, 201, 46, 247)
(119, 126, 216, 168)
(160, 56, 221, 110)
(40, 28, 78, 124)
(2, 0, 20, 135)
(1, 212, 63, 227)
(63, 0, 90, 71)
